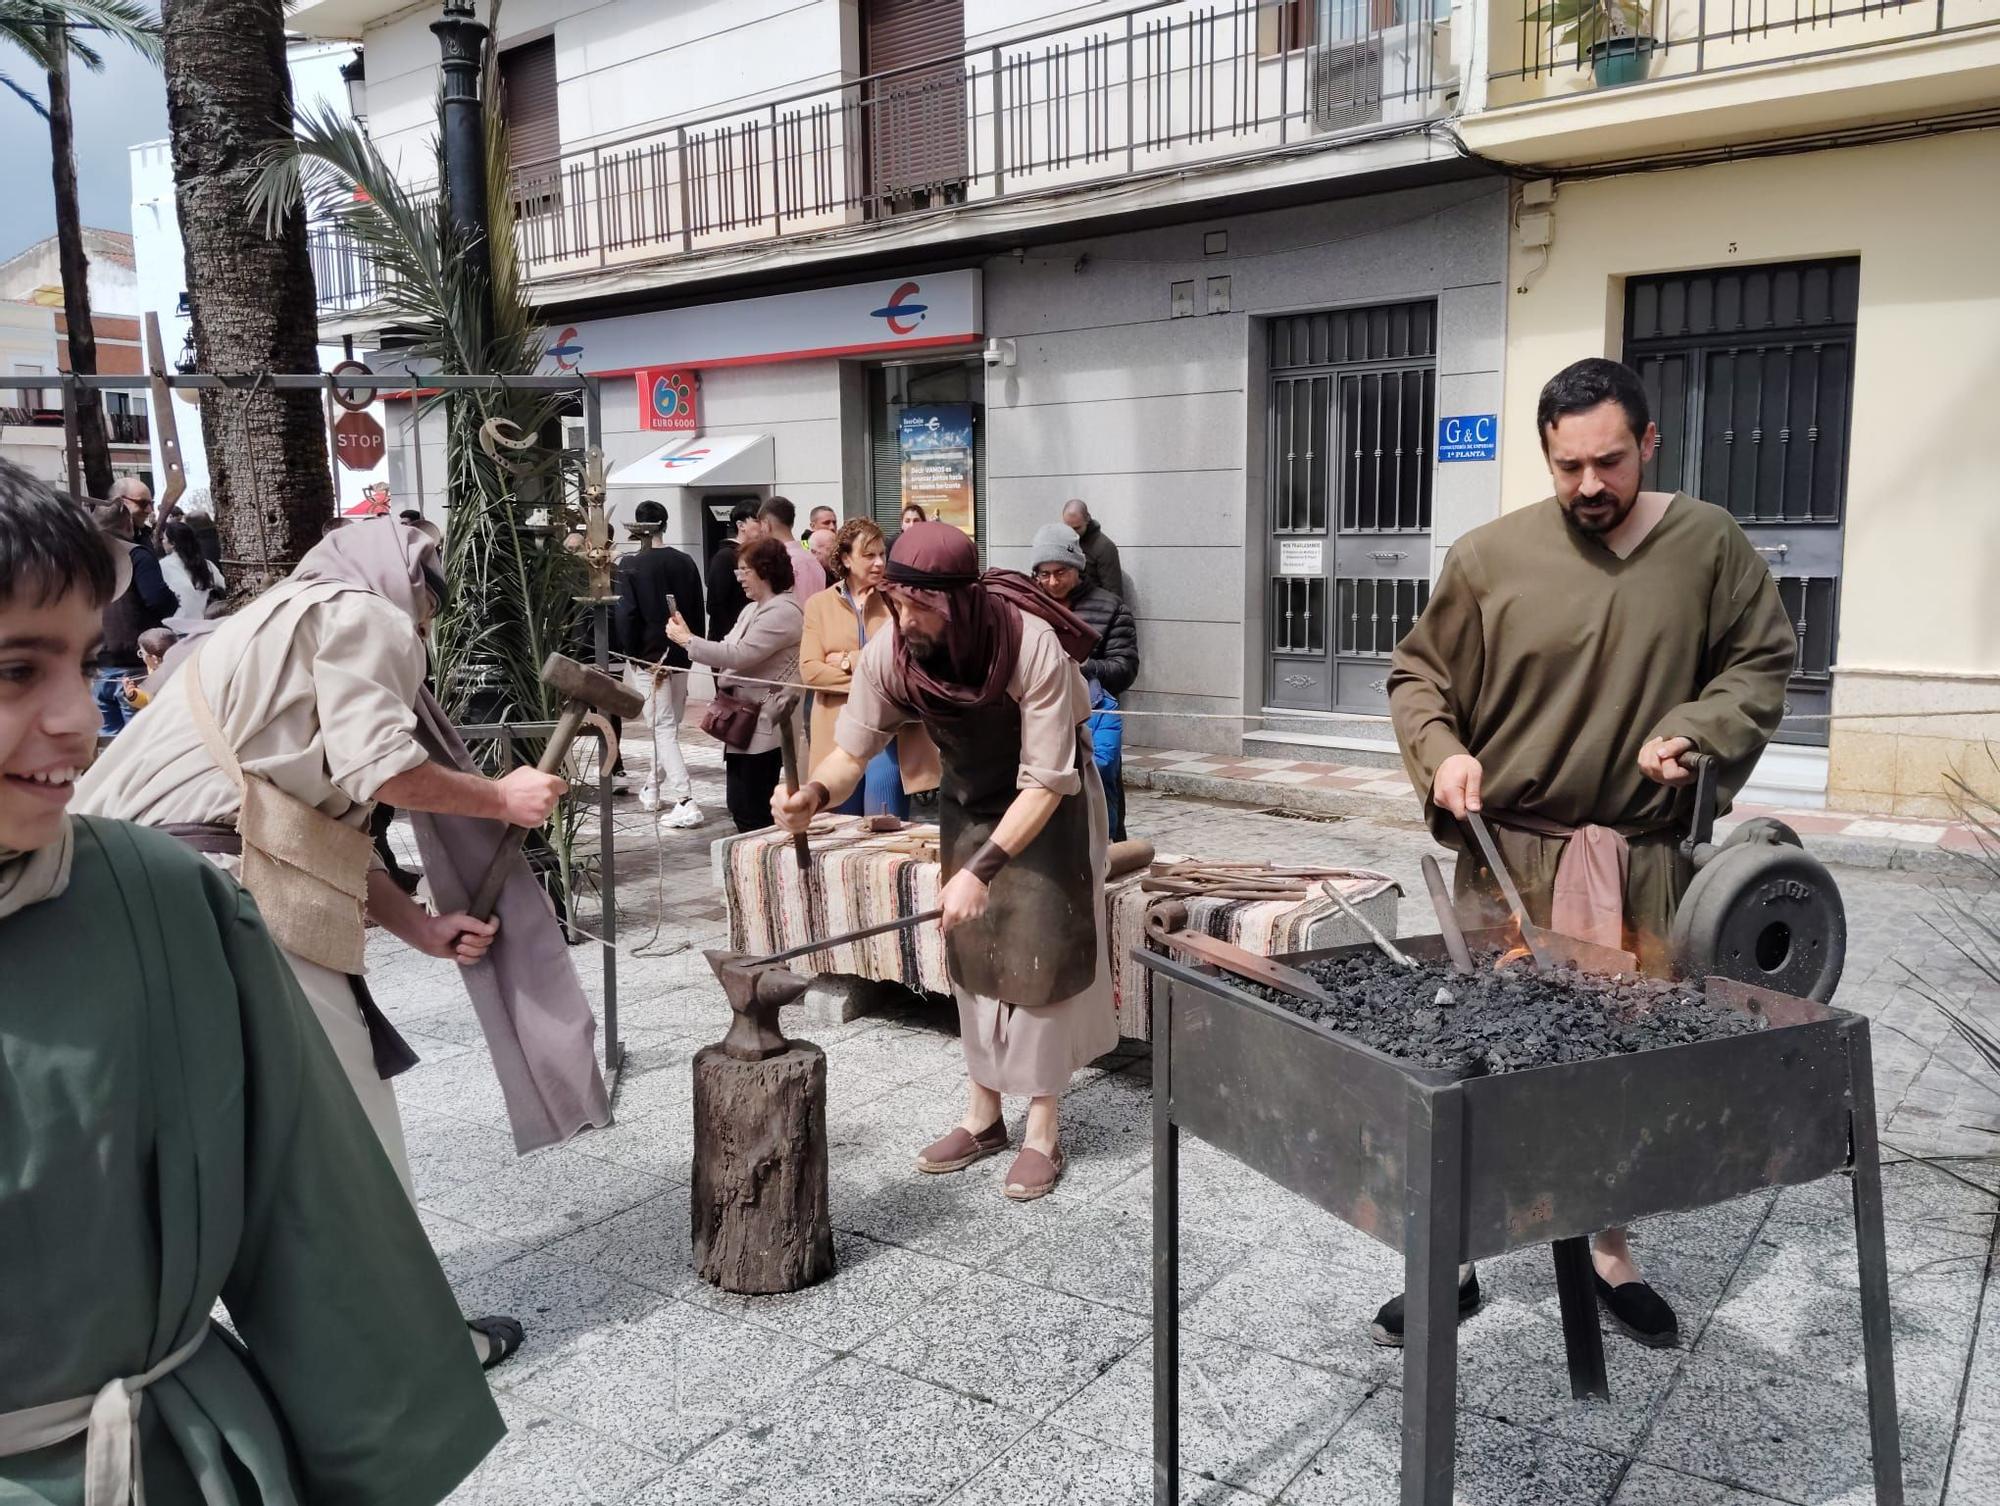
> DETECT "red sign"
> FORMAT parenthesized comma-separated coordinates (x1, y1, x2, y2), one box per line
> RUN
(638, 367, 699, 433)
(333, 410, 386, 471)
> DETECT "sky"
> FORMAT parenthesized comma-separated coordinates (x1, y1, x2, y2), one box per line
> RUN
(0, 31, 170, 262)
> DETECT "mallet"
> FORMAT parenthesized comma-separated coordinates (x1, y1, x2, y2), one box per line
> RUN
(466, 652, 644, 919)
(764, 688, 813, 875)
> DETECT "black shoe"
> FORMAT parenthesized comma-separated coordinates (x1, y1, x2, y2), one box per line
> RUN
(1594, 1274, 1679, 1348)
(1369, 1269, 1481, 1348)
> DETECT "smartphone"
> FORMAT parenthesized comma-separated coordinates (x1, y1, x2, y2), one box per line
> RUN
(665, 593, 678, 617)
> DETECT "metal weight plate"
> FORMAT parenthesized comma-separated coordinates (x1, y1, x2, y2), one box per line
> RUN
(1670, 840, 1846, 1001)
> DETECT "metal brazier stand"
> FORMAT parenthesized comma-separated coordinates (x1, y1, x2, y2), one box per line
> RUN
(1140, 929, 1903, 1506)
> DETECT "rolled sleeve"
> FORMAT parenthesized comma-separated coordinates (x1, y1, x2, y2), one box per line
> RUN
(1012, 621, 1086, 796)
(835, 635, 909, 764)
(310, 596, 431, 803)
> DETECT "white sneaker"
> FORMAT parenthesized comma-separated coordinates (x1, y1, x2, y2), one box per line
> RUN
(662, 800, 706, 829)
(637, 784, 661, 812)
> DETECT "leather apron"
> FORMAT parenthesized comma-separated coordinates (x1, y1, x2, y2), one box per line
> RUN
(929, 697, 1096, 1005)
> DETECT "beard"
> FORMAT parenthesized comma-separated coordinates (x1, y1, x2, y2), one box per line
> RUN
(1560, 487, 1637, 536)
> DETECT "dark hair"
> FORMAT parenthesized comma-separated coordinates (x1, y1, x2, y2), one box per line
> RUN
(1536, 358, 1650, 449)
(634, 499, 667, 526)
(398, 508, 423, 525)
(162, 519, 218, 593)
(737, 535, 795, 593)
(758, 495, 797, 531)
(138, 626, 179, 661)
(0, 458, 120, 608)
(728, 498, 761, 527)
(900, 503, 926, 524)
(834, 516, 884, 575)
(202, 598, 233, 621)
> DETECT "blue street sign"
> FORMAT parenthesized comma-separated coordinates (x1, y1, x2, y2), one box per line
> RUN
(1437, 414, 1498, 462)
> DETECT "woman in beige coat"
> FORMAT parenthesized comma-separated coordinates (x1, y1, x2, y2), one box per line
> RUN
(799, 518, 940, 817)
(668, 536, 805, 831)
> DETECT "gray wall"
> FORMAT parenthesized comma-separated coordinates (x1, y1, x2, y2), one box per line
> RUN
(980, 178, 1509, 753)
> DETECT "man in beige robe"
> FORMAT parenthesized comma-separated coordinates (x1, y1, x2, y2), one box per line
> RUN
(76, 525, 570, 1368)
(1381, 357, 1796, 1351)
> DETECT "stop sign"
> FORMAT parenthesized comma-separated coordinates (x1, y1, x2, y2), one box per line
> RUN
(333, 410, 386, 472)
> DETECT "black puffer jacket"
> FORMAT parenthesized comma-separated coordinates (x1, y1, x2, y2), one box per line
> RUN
(1065, 583, 1139, 696)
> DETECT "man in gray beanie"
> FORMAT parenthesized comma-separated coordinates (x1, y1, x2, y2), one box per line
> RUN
(1030, 522, 1138, 839)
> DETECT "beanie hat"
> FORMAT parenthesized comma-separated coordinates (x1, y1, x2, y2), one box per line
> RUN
(1030, 522, 1087, 573)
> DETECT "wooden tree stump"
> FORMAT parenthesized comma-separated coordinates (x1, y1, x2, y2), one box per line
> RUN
(690, 1040, 835, 1294)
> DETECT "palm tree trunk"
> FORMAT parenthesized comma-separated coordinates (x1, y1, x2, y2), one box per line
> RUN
(161, 0, 333, 585)
(44, 21, 113, 499)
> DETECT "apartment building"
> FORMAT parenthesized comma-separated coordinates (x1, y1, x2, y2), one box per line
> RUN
(291, 0, 1999, 813)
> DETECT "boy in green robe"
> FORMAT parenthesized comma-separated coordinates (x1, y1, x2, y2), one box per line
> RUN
(0, 458, 503, 1504)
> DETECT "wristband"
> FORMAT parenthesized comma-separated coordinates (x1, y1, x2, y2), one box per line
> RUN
(964, 839, 1012, 885)
(801, 781, 831, 815)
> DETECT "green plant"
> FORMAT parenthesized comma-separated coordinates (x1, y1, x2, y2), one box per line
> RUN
(0, 0, 158, 115)
(1530, 0, 1651, 53)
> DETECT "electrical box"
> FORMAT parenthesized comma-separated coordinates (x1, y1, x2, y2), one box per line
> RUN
(1517, 210, 1554, 251)
(1170, 280, 1196, 318)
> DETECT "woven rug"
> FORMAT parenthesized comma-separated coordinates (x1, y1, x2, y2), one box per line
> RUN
(719, 819, 1397, 1041)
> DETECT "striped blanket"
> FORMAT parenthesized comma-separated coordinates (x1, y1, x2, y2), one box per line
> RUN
(718, 819, 1398, 1041)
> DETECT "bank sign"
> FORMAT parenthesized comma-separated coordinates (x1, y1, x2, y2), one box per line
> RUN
(1437, 414, 1498, 462)
(547, 270, 982, 376)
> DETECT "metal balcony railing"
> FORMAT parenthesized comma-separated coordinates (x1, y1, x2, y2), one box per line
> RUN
(107, 410, 150, 444)
(1493, 0, 1997, 95)
(311, 0, 1456, 314)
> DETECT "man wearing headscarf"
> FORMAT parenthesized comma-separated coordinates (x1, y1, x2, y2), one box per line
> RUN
(76, 523, 614, 1368)
(773, 522, 1118, 1200)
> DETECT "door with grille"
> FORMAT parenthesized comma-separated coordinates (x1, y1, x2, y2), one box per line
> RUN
(1265, 301, 1436, 713)
(1625, 259, 1856, 745)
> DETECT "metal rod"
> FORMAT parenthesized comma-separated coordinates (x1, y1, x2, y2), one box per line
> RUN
(60, 376, 82, 497)
(1550, 1236, 1609, 1401)
(1152, 974, 1180, 1505)
(755, 908, 945, 969)
(1419, 855, 1475, 974)
(585, 376, 621, 1084)
(1401, 1083, 1464, 1506)
(1321, 879, 1415, 968)
(1463, 811, 1550, 971)
(1846, 1022, 1907, 1504)
(0, 373, 595, 392)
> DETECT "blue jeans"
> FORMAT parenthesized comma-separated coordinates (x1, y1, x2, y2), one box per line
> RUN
(94, 665, 137, 737)
(834, 745, 910, 820)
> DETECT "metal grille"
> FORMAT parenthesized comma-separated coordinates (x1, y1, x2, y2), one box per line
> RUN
(1271, 300, 1436, 370)
(1696, 343, 1850, 525)
(1776, 576, 1837, 682)
(1627, 259, 1859, 340)
(1307, 38, 1383, 131)
(1338, 367, 1433, 532)
(1271, 576, 1328, 654)
(1335, 576, 1429, 657)
(1271, 374, 1331, 533)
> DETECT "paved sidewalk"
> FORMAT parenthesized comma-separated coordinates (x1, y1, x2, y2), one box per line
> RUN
(365, 745, 1998, 1505)
(1123, 747, 1984, 870)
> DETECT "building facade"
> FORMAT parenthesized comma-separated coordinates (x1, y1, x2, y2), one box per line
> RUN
(292, 0, 2000, 814)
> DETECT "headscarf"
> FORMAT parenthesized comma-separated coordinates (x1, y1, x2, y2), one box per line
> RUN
(292, 521, 445, 627)
(879, 521, 1097, 720)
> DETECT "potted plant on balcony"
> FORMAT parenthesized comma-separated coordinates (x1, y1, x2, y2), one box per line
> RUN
(1532, 0, 1657, 87)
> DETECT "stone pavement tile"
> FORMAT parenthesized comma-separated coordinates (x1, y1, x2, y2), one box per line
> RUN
(1943, 1419, 2000, 1506)
(446, 1391, 670, 1506)
(1773, 1160, 2000, 1237)
(629, 1355, 1031, 1506)
(1610, 1463, 1790, 1503)
(397, 1029, 476, 1067)
(1050, 1331, 1370, 1499)
(1745, 1204, 1990, 1320)
(681, 1231, 971, 1352)
(814, 1022, 965, 1097)
(989, 1195, 1255, 1316)
(456, 1247, 666, 1388)
(1640, 1352, 1953, 1505)
(1279, 1389, 1626, 1506)
(541, 1187, 698, 1299)
(859, 1269, 1148, 1416)
(951, 1420, 1262, 1505)
(831, 1161, 1068, 1266)
(561, 1064, 695, 1182)
(1040, 1073, 1157, 1205)
(403, 1105, 531, 1204)
(423, 1146, 673, 1252)
(510, 1298, 837, 1465)
(419, 1208, 528, 1285)
(1950, 1288, 2000, 1427)
(1117, 1138, 1370, 1254)
(394, 1047, 518, 1130)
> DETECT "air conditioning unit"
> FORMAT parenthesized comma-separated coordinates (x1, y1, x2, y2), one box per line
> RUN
(1307, 19, 1452, 132)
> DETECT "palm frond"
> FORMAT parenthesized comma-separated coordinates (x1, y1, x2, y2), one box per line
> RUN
(0, 0, 162, 68)
(0, 61, 47, 114)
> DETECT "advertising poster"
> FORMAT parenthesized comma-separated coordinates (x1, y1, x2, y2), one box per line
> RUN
(898, 404, 975, 536)
(638, 367, 699, 432)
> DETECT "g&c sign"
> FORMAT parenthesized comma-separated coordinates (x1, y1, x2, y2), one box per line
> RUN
(1437, 413, 1498, 463)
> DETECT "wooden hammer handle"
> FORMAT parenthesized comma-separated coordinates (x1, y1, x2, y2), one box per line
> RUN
(466, 702, 586, 921)
(775, 713, 811, 874)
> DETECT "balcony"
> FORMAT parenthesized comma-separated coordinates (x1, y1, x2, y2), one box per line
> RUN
(107, 410, 151, 445)
(310, 0, 1458, 318)
(1466, 0, 2000, 165)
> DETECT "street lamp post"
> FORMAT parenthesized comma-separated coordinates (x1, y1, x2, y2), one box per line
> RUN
(430, 0, 493, 339)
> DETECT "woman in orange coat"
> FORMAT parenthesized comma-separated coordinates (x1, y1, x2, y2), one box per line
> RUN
(799, 518, 941, 816)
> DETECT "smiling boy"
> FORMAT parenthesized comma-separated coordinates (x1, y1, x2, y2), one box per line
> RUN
(0, 459, 501, 1505)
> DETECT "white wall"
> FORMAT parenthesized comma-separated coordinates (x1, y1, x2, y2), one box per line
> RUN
(0, 301, 65, 485)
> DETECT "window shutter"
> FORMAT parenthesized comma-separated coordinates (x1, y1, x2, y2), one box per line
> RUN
(499, 38, 559, 178)
(862, 0, 967, 208)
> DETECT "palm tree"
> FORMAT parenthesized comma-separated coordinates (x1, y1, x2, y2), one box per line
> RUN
(161, 0, 333, 582)
(0, 1, 162, 499)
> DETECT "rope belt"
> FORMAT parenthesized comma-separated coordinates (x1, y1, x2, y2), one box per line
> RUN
(0, 1326, 207, 1506)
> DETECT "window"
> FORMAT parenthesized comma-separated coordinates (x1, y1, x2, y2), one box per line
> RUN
(498, 37, 560, 208)
(1259, 0, 1317, 55)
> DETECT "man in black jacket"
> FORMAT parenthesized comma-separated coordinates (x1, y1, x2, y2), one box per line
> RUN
(613, 500, 708, 827)
(1060, 498, 1124, 599)
(705, 499, 760, 642)
(90, 500, 179, 737)
(1031, 523, 1139, 838)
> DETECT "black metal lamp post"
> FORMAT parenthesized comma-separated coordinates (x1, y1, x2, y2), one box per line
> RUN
(430, 0, 493, 337)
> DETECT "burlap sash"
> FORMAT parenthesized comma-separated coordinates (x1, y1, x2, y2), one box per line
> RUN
(183, 642, 373, 974)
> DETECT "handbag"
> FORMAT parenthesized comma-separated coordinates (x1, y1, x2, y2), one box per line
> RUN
(700, 686, 762, 751)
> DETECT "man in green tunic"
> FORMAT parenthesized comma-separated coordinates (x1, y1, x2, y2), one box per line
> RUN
(1381, 358, 1796, 1349)
(0, 459, 502, 1505)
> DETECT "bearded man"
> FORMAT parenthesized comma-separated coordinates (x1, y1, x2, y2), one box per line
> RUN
(1380, 356, 1796, 1350)
(773, 522, 1117, 1200)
